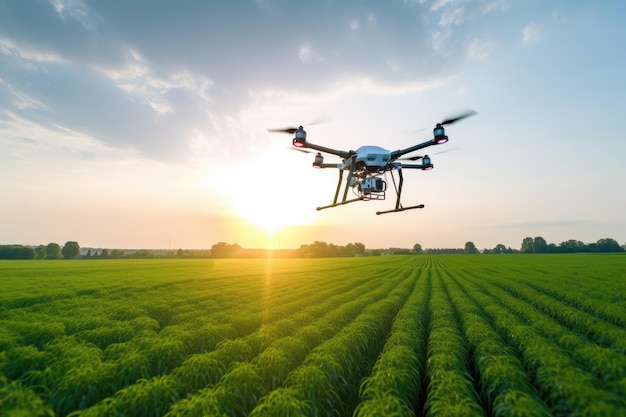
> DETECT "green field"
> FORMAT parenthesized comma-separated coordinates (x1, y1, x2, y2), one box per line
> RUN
(1, 255, 625, 416)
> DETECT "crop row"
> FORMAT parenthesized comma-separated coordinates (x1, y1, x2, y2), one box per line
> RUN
(1, 255, 625, 416)
(354, 264, 430, 416)
(440, 269, 551, 417)
(493, 277, 626, 352)
(454, 267, 625, 415)
(73, 259, 417, 416)
(166, 265, 419, 416)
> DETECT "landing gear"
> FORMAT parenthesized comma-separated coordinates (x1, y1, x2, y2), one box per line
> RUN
(375, 168, 424, 215)
(317, 165, 425, 214)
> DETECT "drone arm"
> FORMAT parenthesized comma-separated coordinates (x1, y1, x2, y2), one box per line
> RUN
(294, 141, 351, 159)
(390, 139, 436, 160)
(400, 163, 430, 169)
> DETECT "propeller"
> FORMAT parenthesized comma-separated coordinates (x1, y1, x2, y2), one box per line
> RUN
(440, 109, 477, 126)
(267, 114, 332, 135)
(289, 147, 314, 154)
(288, 148, 341, 161)
(399, 147, 460, 161)
(406, 110, 477, 135)
(268, 126, 299, 135)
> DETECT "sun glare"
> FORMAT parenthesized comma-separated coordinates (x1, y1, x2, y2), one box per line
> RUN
(219, 147, 327, 240)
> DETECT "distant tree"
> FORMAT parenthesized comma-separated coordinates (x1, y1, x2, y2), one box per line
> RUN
(35, 245, 47, 260)
(464, 241, 479, 254)
(493, 244, 507, 254)
(85, 249, 92, 258)
(533, 236, 548, 253)
(0, 245, 35, 260)
(210, 242, 242, 258)
(413, 243, 423, 254)
(101, 249, 109, 258)
(559, 239, 585, 253)
(353, 242, 365, 256)
(389, 248, 412, 255)
(521, 237, 534, 253)
(110, 249, 125, 258)
(46, 242, 63, 259)
(595, 238, 623, 252)
(61, 241, 80, 259)
(426, 248, 464, 254)
(131, 249, 155, 258)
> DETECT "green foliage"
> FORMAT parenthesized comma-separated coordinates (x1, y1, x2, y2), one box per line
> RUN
(0, 255, 625, 416)
(0, 375, 54, 417)
(0, 245, 36, 260)
(45, 242, 63, 259)
(61, 241, 81, 259)
(248, 387, 311, 417)
(35, 245, 47, 260)
(464, 241, 479, 254)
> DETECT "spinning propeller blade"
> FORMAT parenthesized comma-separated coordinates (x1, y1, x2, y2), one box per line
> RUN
(440, 109, 477, 126)
(267, 127, 298, 134)
(289, 147, 314, 154)
(400, 147, 460, 161)
(267, 115, 331, 135)
(399, 155, 425, 161)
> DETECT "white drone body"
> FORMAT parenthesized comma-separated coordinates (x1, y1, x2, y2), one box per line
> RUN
(268, 110, 475, 214)
(354, 146, 392, 168)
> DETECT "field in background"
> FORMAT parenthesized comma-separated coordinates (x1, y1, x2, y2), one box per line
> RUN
(1, 255, 625, 416)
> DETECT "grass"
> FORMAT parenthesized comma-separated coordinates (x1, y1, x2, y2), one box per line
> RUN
(0, 255, 625, 416)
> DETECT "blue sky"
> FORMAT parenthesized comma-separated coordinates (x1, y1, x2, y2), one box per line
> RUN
(1, 0, 625, 250)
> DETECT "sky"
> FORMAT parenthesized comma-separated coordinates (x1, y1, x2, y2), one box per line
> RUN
(1, 0, 625, 251)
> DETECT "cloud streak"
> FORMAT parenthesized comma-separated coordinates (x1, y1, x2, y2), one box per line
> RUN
(521, 22, 543, 45)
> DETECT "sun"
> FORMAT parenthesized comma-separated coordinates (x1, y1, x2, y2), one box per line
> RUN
(231, 189, 305, 237)
(219, 147, 327, 237)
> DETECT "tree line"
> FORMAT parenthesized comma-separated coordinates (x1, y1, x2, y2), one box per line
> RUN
(1, 236, 623, 260)
(411, 237, 623, 255)
(515, 236, 624, 253)
(0, 242, 80, 260)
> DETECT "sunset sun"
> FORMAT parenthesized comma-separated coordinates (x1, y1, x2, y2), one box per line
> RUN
(220, 147, 325, 238)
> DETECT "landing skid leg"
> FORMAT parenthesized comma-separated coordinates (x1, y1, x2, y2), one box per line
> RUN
(317, 197, 365, 211)
(376, 204, 424, 215)
(376, 168, 424, 214)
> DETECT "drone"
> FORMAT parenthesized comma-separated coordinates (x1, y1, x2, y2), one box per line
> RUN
(268, 110, 476, 215)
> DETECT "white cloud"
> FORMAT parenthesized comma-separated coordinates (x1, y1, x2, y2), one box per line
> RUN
(0, 78, 50, 111)
(92, 46, 149, 80)
(439, 5, 467, 27)
(297, 43, 323, 63)
(0, 37, 68, 65)
(0, 109, 123, 160)
(299, 44, 312, 62)
(430, 0, 511, 27)
(147, 100, 173, 115)
(330, 74, 453, 96)
(93, 46, 212, 113)
(431, 0, 457, 12)
(431, 29, 452, 53)
(48, 0, 95, 30)
(521, 22, 543, 45)
(465, 37, 495, 61)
